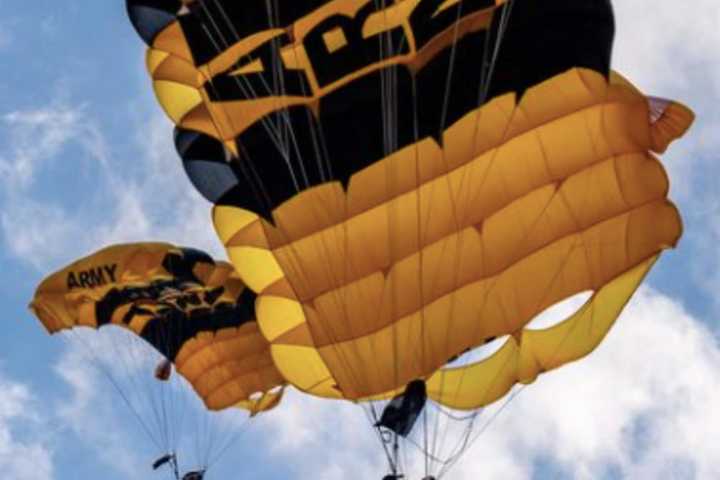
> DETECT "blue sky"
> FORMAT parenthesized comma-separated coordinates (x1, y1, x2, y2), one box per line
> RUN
(0, 1, 719, 479)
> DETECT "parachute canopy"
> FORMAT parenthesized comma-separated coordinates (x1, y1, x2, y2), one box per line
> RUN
(126, 0, 694, 411)
(30, 242, 284, 413)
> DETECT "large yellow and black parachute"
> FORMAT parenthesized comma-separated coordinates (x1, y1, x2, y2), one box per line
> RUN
(126, 0, 694, 476)
(30, 242, 284, 413)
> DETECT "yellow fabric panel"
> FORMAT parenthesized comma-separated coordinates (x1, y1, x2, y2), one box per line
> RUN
(152, 80, 203, 125)
(152, 21, 192, 62)
(270, 344, 342, 399)
(212, 69, 691, 403)
(214, 206, 260, 244)
(288, 201, 679, 398)
(225, 246, 284, 294)
(426, 339, 519, 410)
(424, 256, 656, 410)
(29, 242, 285, 412)
(239, 70, 660, 257)
(146, 49, 169, 77)
(255, 296, 306, 342)
(517, 257, 657, 384)
(649, 101, 695, 153)
(151, 52, 202, 87)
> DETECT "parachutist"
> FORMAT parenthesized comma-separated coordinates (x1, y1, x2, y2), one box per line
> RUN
(376, 380, 427, 437)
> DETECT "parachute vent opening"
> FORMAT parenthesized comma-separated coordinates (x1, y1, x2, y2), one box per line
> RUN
(526, 291, 594, 331)
(446, 336, 510, 368)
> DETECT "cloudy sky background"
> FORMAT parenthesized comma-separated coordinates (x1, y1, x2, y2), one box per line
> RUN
(0, 1, 718, 479)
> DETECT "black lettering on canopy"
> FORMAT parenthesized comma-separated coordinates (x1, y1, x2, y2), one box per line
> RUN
(178, 1, 333, 66)
(303, 2, 409, 88)
(67, 272, 80, 290)
(104, 264, 118, 283)
(66, 264, 119, 290)
(409, 0, 496, 51)
(205, 32, 310, 102)
(87, 268, 105, 288)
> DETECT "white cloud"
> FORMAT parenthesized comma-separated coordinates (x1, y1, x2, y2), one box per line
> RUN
(614, 1, 720, 318)
(0, 105, 108, 190)
(248, 288, 720, 479)
(0, 371, 54, 480)
(0, 103, 219, 271)
(614, 0, 720, 197)
(51, 333, 155, 478)
(96, 113, 220, 256)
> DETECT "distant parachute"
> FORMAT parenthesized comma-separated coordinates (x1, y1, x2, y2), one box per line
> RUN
(30, 243, 284, 475)
(31, 242, 284, 411)
(126, 0, 694, 478)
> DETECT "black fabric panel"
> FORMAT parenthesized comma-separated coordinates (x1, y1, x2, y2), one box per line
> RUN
(486, 0, 615, 100)
(179, 0, 615, 222)
(164, 247, 214, 281)
(409, 0, 496, 51)
(138, 299, 254, 361)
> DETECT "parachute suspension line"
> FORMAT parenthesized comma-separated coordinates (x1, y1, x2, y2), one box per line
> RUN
(199, 1, 303, 193)
(194, 0, 302, 217)
(478, 0, 516, 106)
(207, 0, 337, 246)
(62, 330, 163, 452)
(263, 0, 314, 189)
(191, 36, 277, 213)
(421, 4, 521, 474)
(136, 309, 187, 466)
(433, 235, 600, 475)
(438, 386, 524, 478)
(198, 3, 287, 151)
(156, 320, 175, 455)
(205, 415, 253, 470)
(107, 328, 167, 449)
(225, 1, 386, 432)
(410, 69, 432, 480)
(106, 329, 173, 453)
(419, 3, 475, 474)
(423, 403, 430, 477)
(96, 318, 162, 449)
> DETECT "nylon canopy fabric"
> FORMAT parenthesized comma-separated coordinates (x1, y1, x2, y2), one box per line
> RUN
(214, 69, 691, 405)
(125, 0, 694, 412)
(30, 242, 285, 413)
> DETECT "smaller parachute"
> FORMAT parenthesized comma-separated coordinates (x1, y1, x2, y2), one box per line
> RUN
(29, 242, 285, 413)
